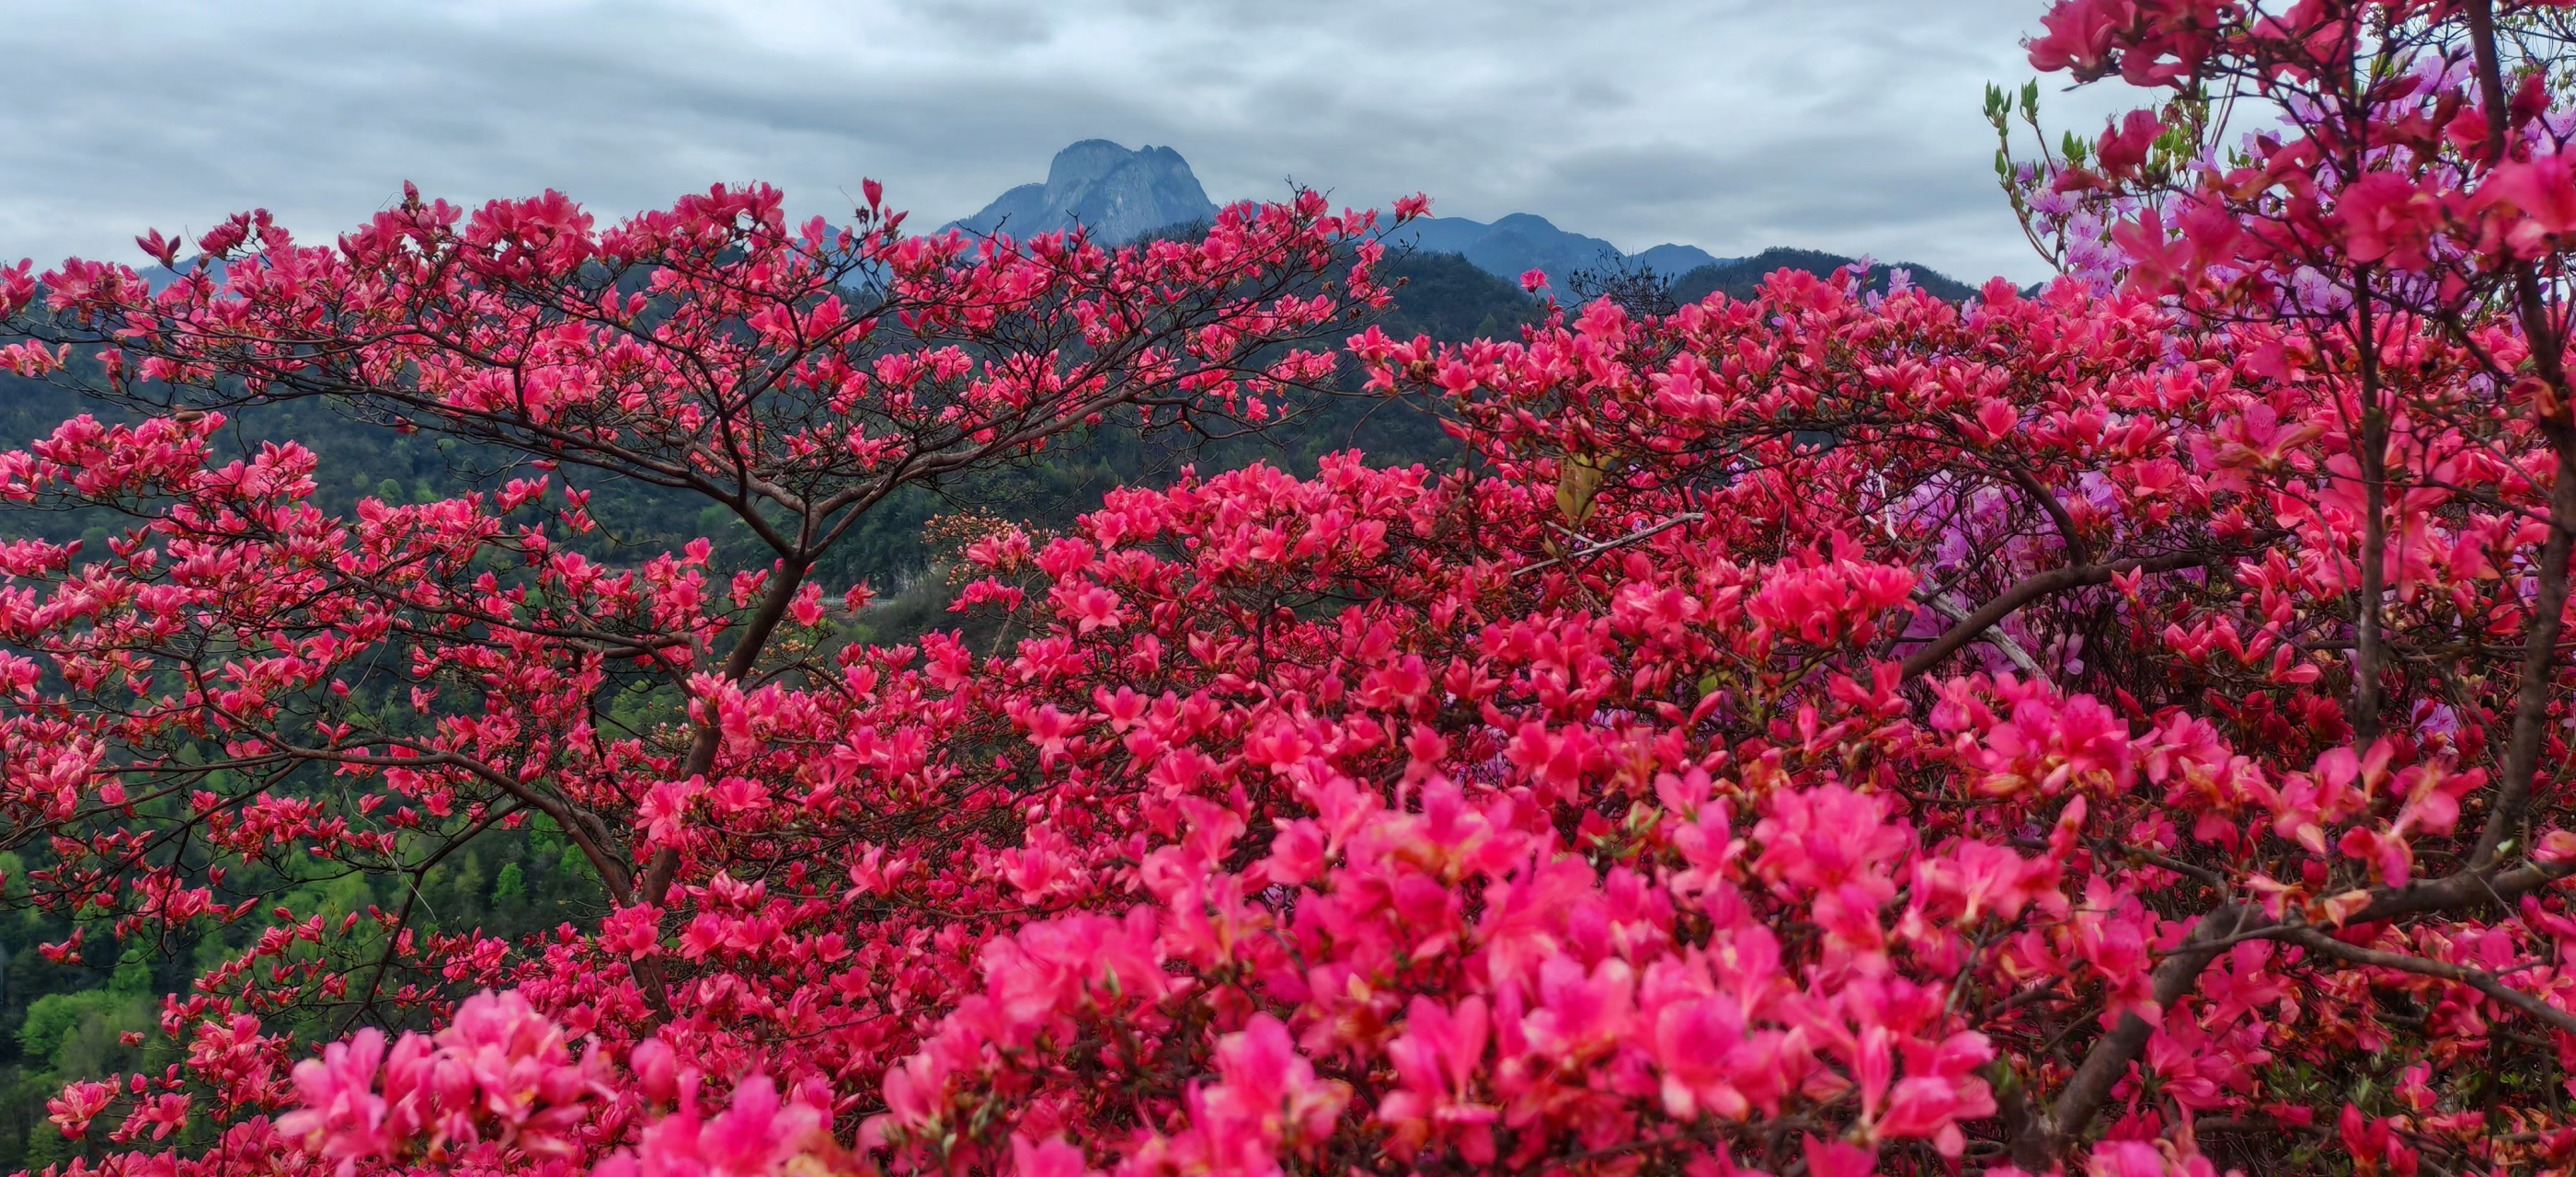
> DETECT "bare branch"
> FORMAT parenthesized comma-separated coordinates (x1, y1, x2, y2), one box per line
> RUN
(1514, 513, 1706, 579)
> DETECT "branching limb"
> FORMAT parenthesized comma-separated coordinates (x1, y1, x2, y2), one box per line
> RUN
(1911, 585, 2041, 673)
(1899, 549, 2227, 680)
(2016, 904, 2252, 1171)
(2028, 856, 2576, 1165)
(2276, 925, 2576, 1036)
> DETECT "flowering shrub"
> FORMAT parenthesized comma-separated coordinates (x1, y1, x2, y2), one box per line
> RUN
(13, 4, 2576, 1175)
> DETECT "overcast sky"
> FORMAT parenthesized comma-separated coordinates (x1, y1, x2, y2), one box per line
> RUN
(0, 0, 2145, 285)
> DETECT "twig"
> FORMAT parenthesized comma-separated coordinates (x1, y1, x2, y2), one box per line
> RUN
(1514, 512, 1706, 578)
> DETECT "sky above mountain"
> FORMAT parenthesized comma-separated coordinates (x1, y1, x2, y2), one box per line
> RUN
(0, 0, 2146, 284)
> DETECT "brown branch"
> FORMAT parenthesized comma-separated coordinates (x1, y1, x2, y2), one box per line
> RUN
(631, 553, 819, 1014)
(2352, 284, 2390, 746)
(2468, 0, 2513, 162)
(2477, 481, 2576, 871)
(1898, 549, 2224, 680)
(2001, 465, 2089, 565)
(2014, 904, 2253, 1171)
(346, 800, 521, 1034)
(2277, 925, 2576, 1036)
(1912, 586, 2041, 673)
(2353, 857, 2576, 924)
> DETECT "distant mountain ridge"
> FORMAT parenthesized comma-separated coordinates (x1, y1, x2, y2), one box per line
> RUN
(946, 141, 1983, 303)
(1378, 213, 1738, 294)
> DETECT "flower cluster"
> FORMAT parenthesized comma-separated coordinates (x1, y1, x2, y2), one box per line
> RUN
(274, 991, 610, 1175)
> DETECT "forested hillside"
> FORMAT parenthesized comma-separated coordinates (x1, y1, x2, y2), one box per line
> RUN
(1669, 246, 1981, 303)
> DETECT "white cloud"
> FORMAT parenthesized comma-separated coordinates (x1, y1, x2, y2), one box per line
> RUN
(0, 0, 2147, 282)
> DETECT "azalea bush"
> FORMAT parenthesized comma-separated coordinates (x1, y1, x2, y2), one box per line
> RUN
(13, 1, 2576, 1175)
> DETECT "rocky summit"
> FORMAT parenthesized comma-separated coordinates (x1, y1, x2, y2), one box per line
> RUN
(947, 139, 1219, 245)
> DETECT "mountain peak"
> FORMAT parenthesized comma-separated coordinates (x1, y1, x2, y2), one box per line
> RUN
(952, 141, 1219, 245)
(1044, 140, 1139, 189)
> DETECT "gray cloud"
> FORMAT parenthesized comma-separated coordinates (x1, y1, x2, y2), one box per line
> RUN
(0, 0, 2147, 283)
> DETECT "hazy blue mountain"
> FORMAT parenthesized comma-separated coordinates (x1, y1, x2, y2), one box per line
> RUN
(1630, 243, 1736, 275)
(1462, 214, 1616, 290)
(948, 140, 1219, 245)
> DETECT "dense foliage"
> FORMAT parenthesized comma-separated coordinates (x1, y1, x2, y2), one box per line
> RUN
(13, 2, 2576, 1175)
